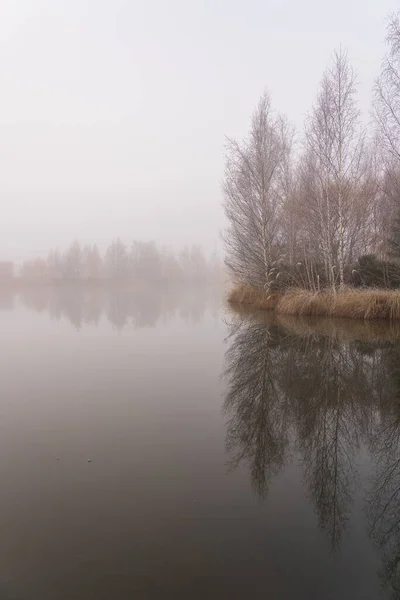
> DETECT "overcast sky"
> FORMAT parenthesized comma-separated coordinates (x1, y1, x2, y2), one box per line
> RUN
(0, 0, 398, 262)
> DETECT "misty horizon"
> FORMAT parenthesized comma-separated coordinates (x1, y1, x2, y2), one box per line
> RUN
(0, 238, 224, 283)
(1, 0, 399, 263)
(3, 3, 400, 598)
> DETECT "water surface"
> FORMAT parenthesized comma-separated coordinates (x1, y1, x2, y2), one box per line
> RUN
(0, 286, 399, 599)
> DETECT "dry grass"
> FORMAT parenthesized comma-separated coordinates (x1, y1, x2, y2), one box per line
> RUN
(227, 283, 279, 310)
(279, 287, 400, 320)
(277, 288, 333, 317)
(228, 284, 400, 321)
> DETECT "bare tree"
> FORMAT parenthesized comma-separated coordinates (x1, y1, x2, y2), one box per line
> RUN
(279, 135, 299, 266)
(374, 12, 400, 163)
(104, 238, 128, 279)
(303, 49, 365, 287)
(223, 92, 294, 289)
(63, 240, 83, 280)
(373, 14, 400, 267)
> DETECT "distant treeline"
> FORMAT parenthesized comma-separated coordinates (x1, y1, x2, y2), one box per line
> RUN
(4, 240, 224, 284)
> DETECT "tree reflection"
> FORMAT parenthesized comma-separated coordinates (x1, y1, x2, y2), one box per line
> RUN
(292, 337, 373, 550)
(368, 345, 400, 598)
(223, 318, 291, 497)
(0, 288, 14, 310)
(16, 284, 220, 330)
(224, 314, 387, 551)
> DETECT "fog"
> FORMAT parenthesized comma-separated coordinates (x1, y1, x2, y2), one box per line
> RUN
(0, 0, 398, 263)
(0, 284, 222, 329)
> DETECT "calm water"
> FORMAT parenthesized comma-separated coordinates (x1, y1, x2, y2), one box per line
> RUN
(1, 286, 400, 599)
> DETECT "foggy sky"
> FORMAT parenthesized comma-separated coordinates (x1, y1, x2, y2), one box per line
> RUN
(0, 0, 398, 262)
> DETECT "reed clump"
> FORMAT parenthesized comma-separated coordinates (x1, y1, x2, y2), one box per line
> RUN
(227, 283, 279, 310)
(228, 284, 400, 321)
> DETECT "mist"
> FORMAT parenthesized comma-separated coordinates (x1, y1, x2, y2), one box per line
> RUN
(1, 0, 398, 263)
(3, 3, 400, 600)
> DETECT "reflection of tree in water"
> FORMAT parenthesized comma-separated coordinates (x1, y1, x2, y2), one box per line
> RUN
(0, 288, 14, 310)
(368, 345, 400, 598)
(105, 286, 212, 329)
(178, 288, 209, 325)
(224, 315, 387, 551)
(19, 286, 101, 329)
(49, 287, 85, 329)
(17, 285, 220, 330)
(19, 286, 49, 314)
(106, 288, 134, 329)
(224, 318, 291, 497)
(291, 337, 373, 550)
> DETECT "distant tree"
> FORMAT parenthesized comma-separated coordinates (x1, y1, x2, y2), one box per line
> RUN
(47, 249, 63, 280)
(62, 241, 83, 280)
(132, 241, 162, 282)
(190, 245, 208, 282)
(104, 239, 128, 279)
(20, 259, 48, 280)
(179, 246, 193, 281)
(161, 248, 183, 283)
(82, 244, 103, 280)
(209, 250, 224, 283)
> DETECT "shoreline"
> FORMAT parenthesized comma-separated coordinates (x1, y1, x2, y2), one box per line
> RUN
(227, 284, 400, 321)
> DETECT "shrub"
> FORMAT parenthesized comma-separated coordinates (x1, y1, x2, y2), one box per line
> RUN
(350, 254, 400, 289)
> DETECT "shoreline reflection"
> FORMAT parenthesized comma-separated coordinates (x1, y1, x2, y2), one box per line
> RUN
(5, 284, 222, 329)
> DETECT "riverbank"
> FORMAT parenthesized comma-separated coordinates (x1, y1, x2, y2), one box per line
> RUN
(228, 284, 400, 320)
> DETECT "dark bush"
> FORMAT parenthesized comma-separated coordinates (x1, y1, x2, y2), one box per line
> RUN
(350, 254, 400, 289)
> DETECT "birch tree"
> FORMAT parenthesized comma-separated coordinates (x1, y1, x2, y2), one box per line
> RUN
(303, 49, 365, 287)
(374, 12, 400, 163)
(374, 12, 400, 262)
(223, 92, 293, 289)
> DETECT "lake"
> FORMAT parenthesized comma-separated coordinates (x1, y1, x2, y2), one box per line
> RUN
(0, 285, 399, 599)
